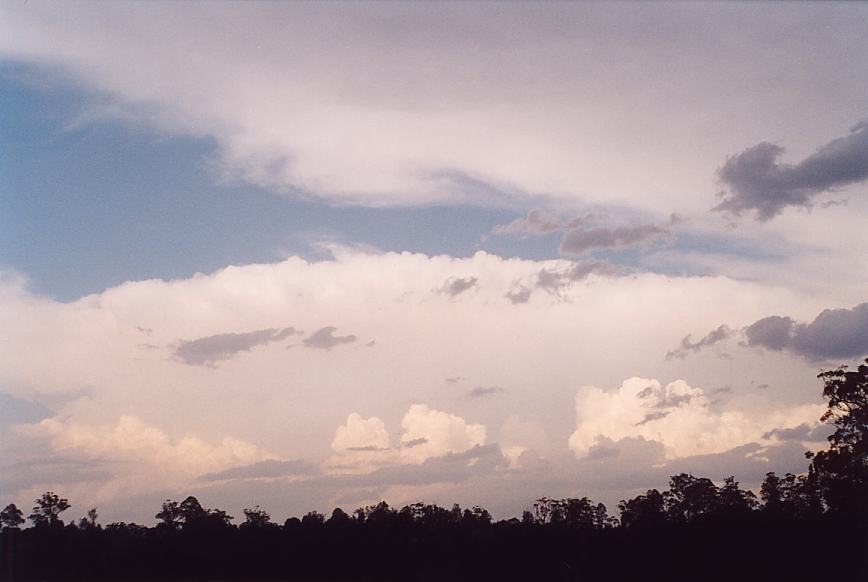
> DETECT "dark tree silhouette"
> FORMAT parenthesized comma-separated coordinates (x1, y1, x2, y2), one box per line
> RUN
(716, 476, 758, 515)
(809, 357, 868, 516)
(155, 499, 181, 530)
(177, 496, 207, 525)
(77, 507, 99, 530)
(301, 510, 324, 528)
(0, 504, 25, 529)
(664, 473, 718, 523)
(241, 505, 273, 528)
(618, 489, 665, 529)
(28, 492, 70, 527)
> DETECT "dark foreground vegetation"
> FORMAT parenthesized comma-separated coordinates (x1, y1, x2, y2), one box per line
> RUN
(2, 359, 867, 581)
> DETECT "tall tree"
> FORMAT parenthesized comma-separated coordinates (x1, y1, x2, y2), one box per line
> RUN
(809, 357, 868, 516)
(29, 492, 70, 527)
(0, 504, 25, 530)
(716, 476, 758, 516)
(663, 473, 718, 523)
(242, 505, 272, 528)
(618, 489, 665, 529)
(155, 500, 181, 530)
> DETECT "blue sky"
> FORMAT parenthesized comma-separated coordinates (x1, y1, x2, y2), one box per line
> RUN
(2, 63, 554, 300)
(0, 2, 866, 524)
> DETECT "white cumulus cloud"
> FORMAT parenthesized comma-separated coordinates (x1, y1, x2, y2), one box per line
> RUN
(568, 377, 824, 460)
(400, 404, 486, 464)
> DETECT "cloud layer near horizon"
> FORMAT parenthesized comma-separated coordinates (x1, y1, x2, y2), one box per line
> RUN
(0, 249, 853, 521)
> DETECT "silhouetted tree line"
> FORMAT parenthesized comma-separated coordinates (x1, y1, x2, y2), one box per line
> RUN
(2, 359, 867, 580)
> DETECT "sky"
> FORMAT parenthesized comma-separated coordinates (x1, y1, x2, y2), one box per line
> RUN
(1, 1, 867, 525)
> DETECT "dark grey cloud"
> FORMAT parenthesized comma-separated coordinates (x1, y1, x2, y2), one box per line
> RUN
(467, 386, 505, 399)
(665, 324, 735, 360)
(744, 316, 795, 351)
(346, 445, 506, 488)
(636, 385, 655, 399)
(635, 411, 670, 426)
(582, 436, 667, 469)
(0, 457, 113, 494)
(505, 284, 532, 304)
(200, 459, 320, 481)
(655, 393, 695, 409)
(762, 424, 812, 441)
(440, 276, 478, 297)
(401, 437, 429, 448)
(559, 223, 668, 256)
(346, 445, 390, 452)
(175, 327, 297, 365)
(536, 260, 625, 295)
(635, 385, 694, 409)
(744, 302, 868, 360)
(303, 326, 357, 350)
(585, 441, 621, 460)
(715, 121, 868, 221)
(444, 376, 466, 384)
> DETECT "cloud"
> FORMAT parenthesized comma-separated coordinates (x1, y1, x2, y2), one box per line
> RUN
(0, 392, 53, 430)
(399, 404, 486, 464)
(327, 413, 394, 473)
(635, 410, 670, 426)
(175, 327, 296, 365)
(440, 276, 478, 297)
(401, 437, 428, 448)
(18, 415, 274, 480)
(467, 386, 505, 399)
(715, 121, 868, 220)
(331, 413, 390, 453)
(559, 223, 669, 256)
(504, 284, 532, 304)
(200, 459, 319, 481)
(0, 457, 113, 494)
(761, 424, 812, 442)
(535, 260, 625, 295)
(345, 444, 505, 488)
(492, 209, 596, 237)
(568, 377, 823, 460)
(0, 248, 845, 517)
(327, 406, 488, 472)
(7, 3, 865, 217)
(493, 209, 566, 236)
(744, 302, 868, 360)
(665, 324, 735, 360)
(303, 326, 357, 350)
